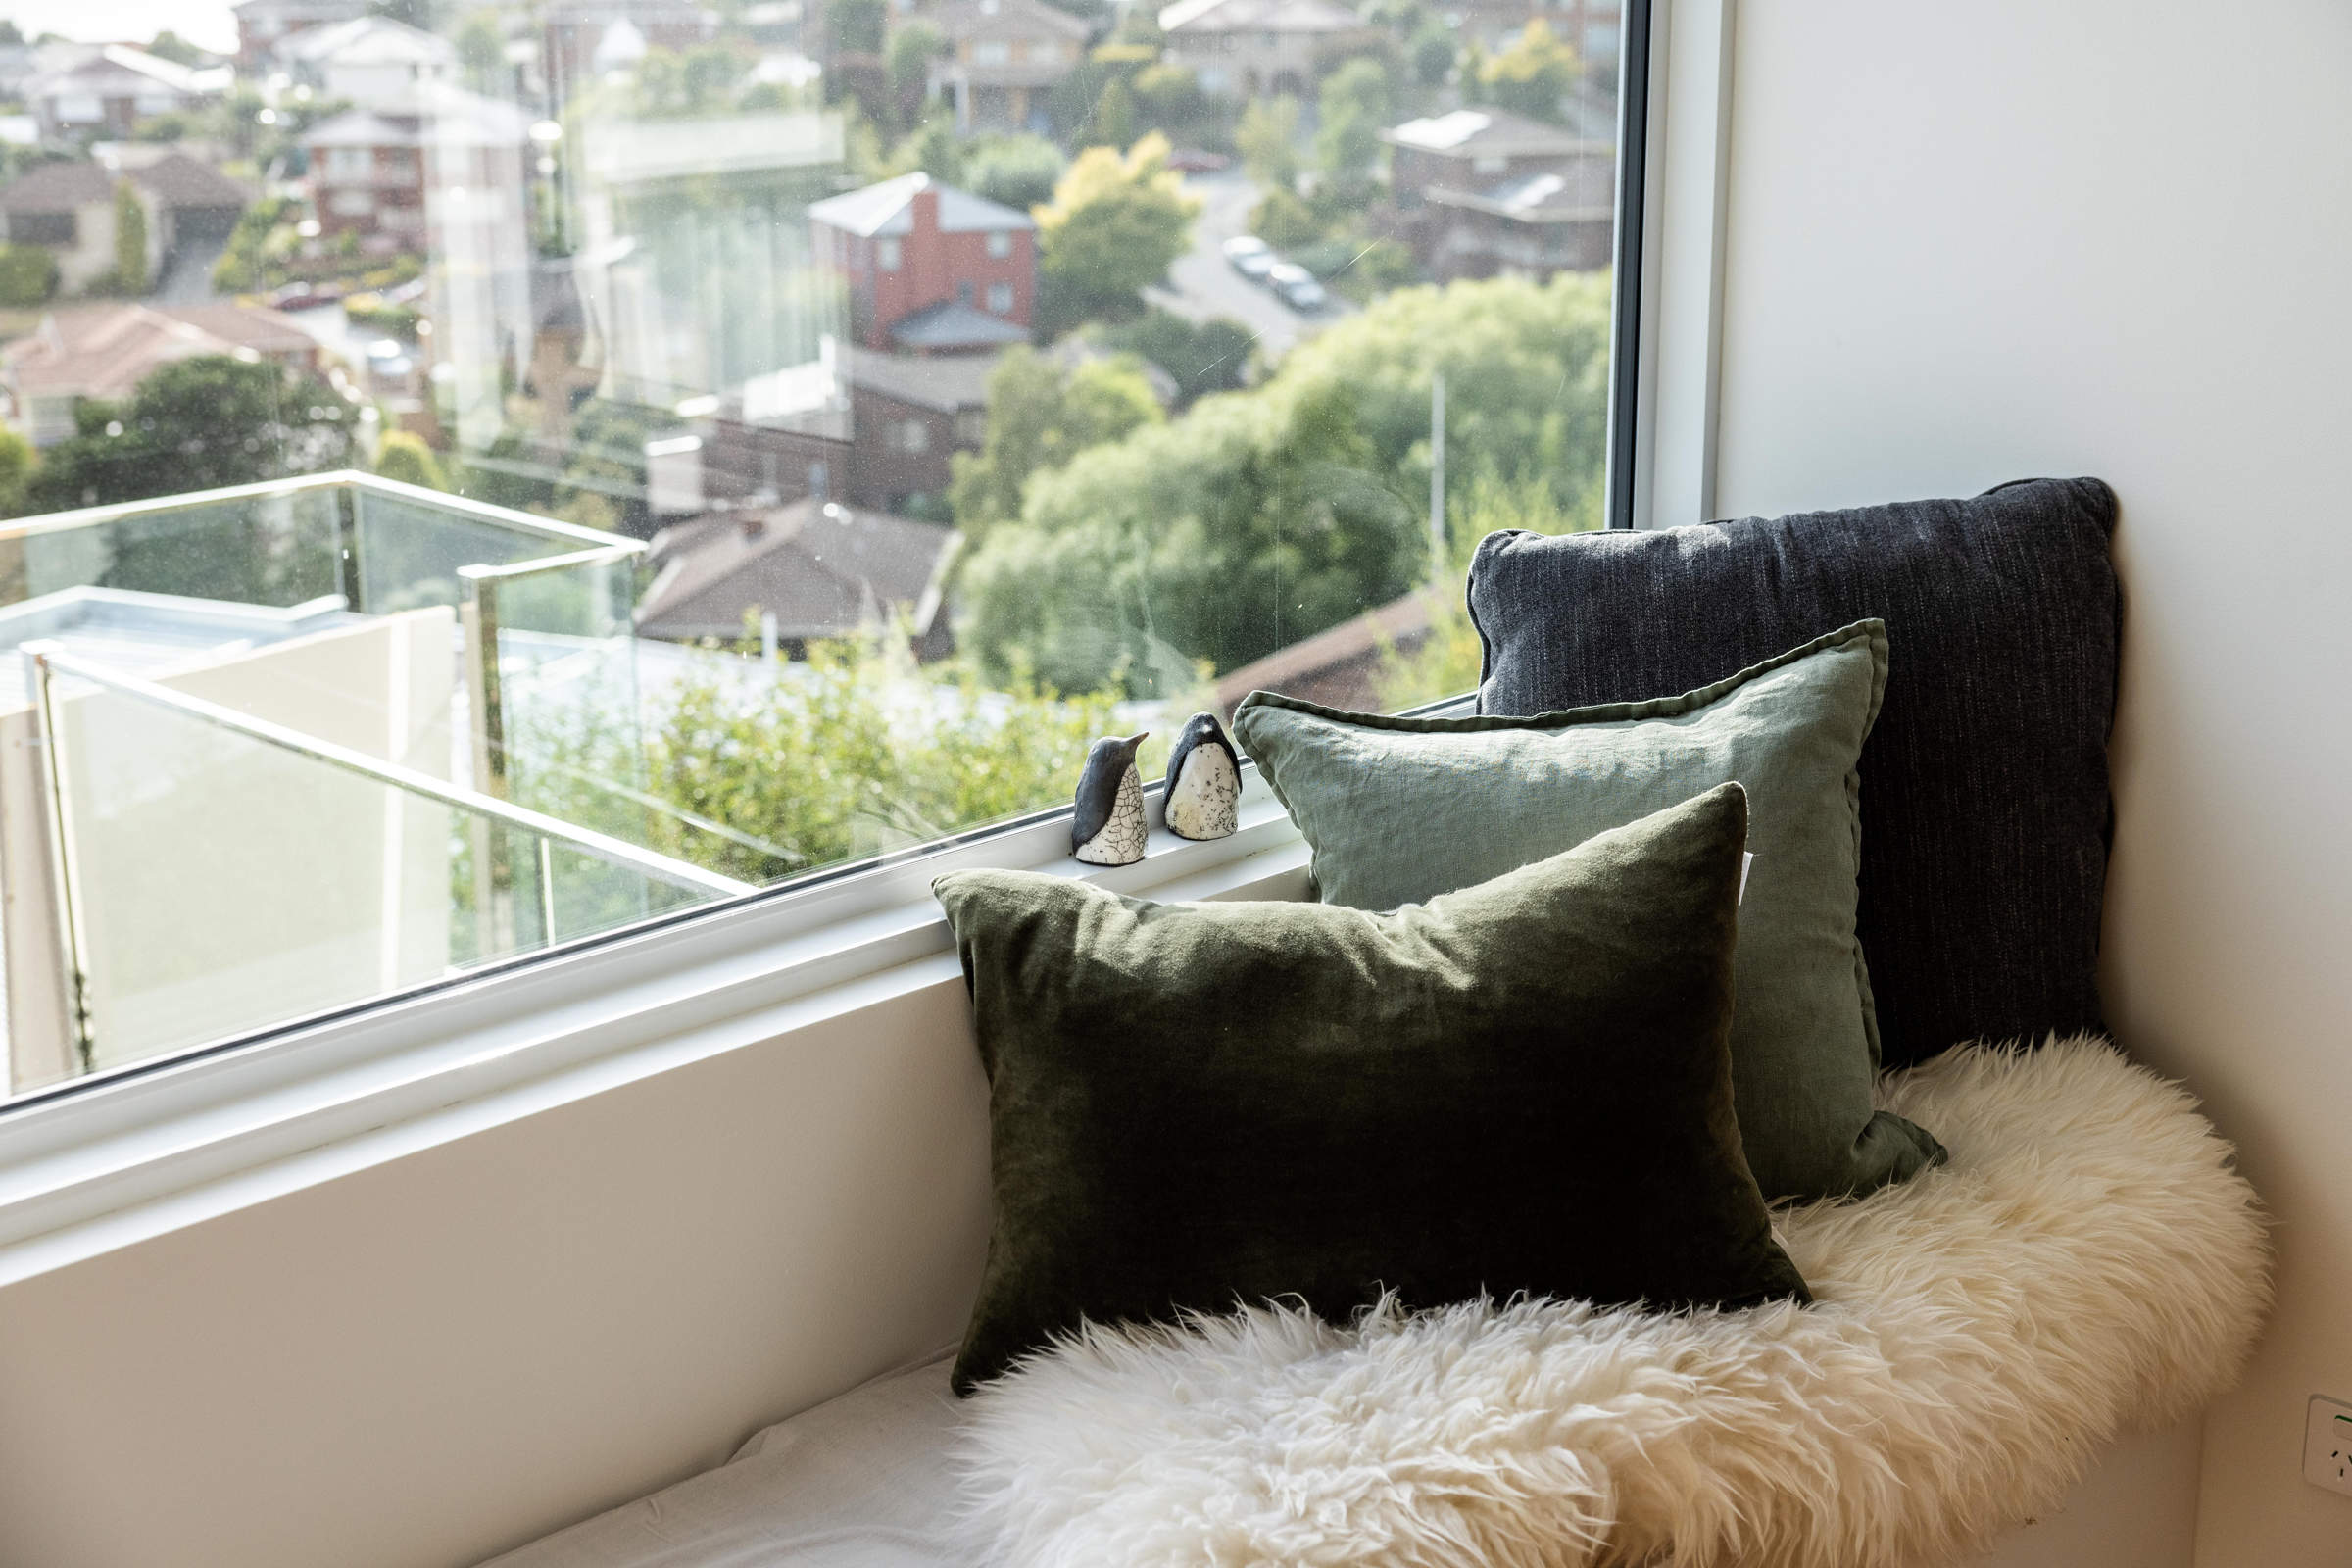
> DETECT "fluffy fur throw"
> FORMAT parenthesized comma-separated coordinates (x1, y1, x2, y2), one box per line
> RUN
(960, 1038, 2270, 1567)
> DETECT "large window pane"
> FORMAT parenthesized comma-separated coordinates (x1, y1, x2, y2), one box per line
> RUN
(0, 0, 1632, 1100)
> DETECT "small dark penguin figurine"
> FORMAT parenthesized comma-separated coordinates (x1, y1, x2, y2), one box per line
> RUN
(1071, 731, 1150, 865)
(1160, 711, 1241, 841)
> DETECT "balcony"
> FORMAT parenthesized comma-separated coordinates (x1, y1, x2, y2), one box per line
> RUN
(0, 473, 748, 1100)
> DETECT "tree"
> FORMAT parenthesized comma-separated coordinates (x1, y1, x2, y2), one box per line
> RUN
(111, 179, 151, 296)
(884, 21, 946, 127)
(1410, 24, 1457, 87)
(1315, 57, 1393, 189)
(1130, 64, 1205, 132)
(0, 425, 35, 519)
(145, 29, 203, 65)
(1248, 184, 1322, 248)
(25, 356, 358, 515)
(1091, 76, 1137, 150)
(964, 134, 1065, 211)
(957, 273, 1614, 692)
(0, 244, 59, 308)
(372, 429, 448, 491)
(1236, 94, 1300, 191)
(949, 346, 1164, 543)
(1477, 19, 1578, 122)
(1093, 310, 1254, 405)
(1032, 132, 1199, 326)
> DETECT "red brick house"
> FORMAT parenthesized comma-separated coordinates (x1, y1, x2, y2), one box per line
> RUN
(808, 173, 1035, 355)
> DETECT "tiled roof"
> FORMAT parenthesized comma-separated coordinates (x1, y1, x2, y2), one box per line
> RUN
(128, 153, 252, 210)
(1158, 0, 1364, 36)
(0, 160, 113, 213)
(889, 299, 1030, 351)
(1383, 107, 1602, 158)
(278, 15, 459, 67)
(808, 172, 1035, 237)
(302, 83, 533, 149)
(2, 303, 318, 406)
(930, 0, 1094, 42)
(635, 498, 961, 643)
(1212, 589, 1442, 716)
(1426, 158, 1619, 220)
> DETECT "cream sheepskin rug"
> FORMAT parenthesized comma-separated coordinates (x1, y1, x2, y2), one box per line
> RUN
(959, 1037, 2270, 1568)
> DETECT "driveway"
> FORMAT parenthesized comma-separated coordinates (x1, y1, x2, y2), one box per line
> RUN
(1148, 170, 1354, 365)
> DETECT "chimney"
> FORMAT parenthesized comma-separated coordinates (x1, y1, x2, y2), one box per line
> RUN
(910, 180, 940, 240)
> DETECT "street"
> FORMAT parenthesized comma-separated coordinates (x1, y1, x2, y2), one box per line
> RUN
(1147, 170, 1354, 366)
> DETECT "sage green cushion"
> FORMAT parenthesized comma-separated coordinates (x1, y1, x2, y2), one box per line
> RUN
(934, 784, 1808, 1396)
(1234, 618, 1944, 1201)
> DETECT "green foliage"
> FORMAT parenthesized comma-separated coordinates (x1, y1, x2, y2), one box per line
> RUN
(1032, 132, 1199, 326)
(25, 357, 357, 514)
(1314, 57, 1393, 187)
(1092, 310, 1253, 405)
(885, 21, 946, 124)
(112, 179, 151, 296)
(144, 29, 204, 65)
(1476, 19, 1578, 121)
(1131, 64, 1206, 130)
(964, 133, 1066, 211)
(627, 637, 1171, 881)
(342, 290, 419, 338)
(1409, 24, 1457, 86)
(949, 345, 1164, 545)
(0, 425, 35, 519)
(1289, 234, 1419, 302)
(1091, 77, 1138, 150)
(958, 272, 1614, 692)
(1247, 184, 1323, 248)
(0, 244, 59, 308)
(1235, 94, 1300, 191)
(632, 42, 755, 117)
(372, 429, 447, 491)
(829, 0, 887, 56)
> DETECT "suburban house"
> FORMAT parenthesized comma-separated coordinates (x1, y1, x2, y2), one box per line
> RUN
(277, 16, 460, 112)
(20, 45, 226, 141)
(0, 154, 251, 295)
(0, 302, 322, 447)
(231, 0, 371, 69)
(1156, 0, 1376, 98)
(922, 0, 1093, 134)
(304, 85, 533, 249)
(634, 497, 960, 659)
(1382, 108, 1617, 280)
(840, 345, 996, 513)
(809, 173, 1035, 354)
(1445, 0, 1624, 64)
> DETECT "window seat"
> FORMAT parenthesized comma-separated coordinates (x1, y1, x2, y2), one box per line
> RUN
(488, 1038, 2267, 1568)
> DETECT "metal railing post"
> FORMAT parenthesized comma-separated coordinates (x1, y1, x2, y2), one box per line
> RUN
(21, 642, 93, 1074)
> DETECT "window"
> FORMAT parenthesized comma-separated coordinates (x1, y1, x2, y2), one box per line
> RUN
(8, 211, 74, 246)
(973, 41, 1009, 65)
(0, 4, 1653, 1106)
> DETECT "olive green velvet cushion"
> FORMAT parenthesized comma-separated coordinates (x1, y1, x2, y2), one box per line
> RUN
(1234, 618, 1944, 1201)
(934, 784, 1807, 1396)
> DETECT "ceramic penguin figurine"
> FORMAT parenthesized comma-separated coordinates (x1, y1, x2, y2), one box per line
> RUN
(1071, 731, 1150, 865)
(1161, 711, 1242, 841)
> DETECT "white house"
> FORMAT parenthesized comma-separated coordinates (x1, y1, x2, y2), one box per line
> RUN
(277, 16, 461, 112)
(21, 45, 228, 141)
(1155, 0, 1374, 98)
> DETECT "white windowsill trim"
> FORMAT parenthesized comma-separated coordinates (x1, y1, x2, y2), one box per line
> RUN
(0, 774, 1313, 1288)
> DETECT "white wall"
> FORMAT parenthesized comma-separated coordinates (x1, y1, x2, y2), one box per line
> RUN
(1698, 3, 2352, 1562)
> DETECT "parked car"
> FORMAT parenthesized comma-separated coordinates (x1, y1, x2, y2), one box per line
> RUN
(1167, 148, 1232, 173)
(1266, 262, 1328, 312)
(1222, 235, 1276, 280)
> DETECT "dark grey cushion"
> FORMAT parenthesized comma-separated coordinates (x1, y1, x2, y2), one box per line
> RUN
(1467, 477, 2119, 1067)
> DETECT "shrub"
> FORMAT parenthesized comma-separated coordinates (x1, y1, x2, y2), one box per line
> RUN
(0, 244, 59, 308)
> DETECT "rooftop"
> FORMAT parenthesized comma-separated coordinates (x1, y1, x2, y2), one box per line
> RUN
(2, 303, 317, 410)
(1383, 107, 1605, 158)
(302, 84, 535, 150)
(808, 172, 1035, 238)
(889, 299, 1032, 352)
(637, 498, 961, 644)
(278, 15, 461, 68)
(1, 153, 252, 215)
(929, 0, 1095, 41)
(1157, 0, 1365, 36)
(1427, 160, 1620, 220)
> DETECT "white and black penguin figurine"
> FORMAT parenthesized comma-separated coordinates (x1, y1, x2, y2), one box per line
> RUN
(1160, 710, 1241, 841)
(1070, 731, 1150, 865)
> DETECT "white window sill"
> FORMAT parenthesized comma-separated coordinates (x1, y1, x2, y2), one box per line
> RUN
(0, 778, 1312, 1288)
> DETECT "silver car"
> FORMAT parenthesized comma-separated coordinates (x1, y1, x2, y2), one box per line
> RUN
(1221, 234, 1277, 280)
(1266, 262, 1328, 312)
